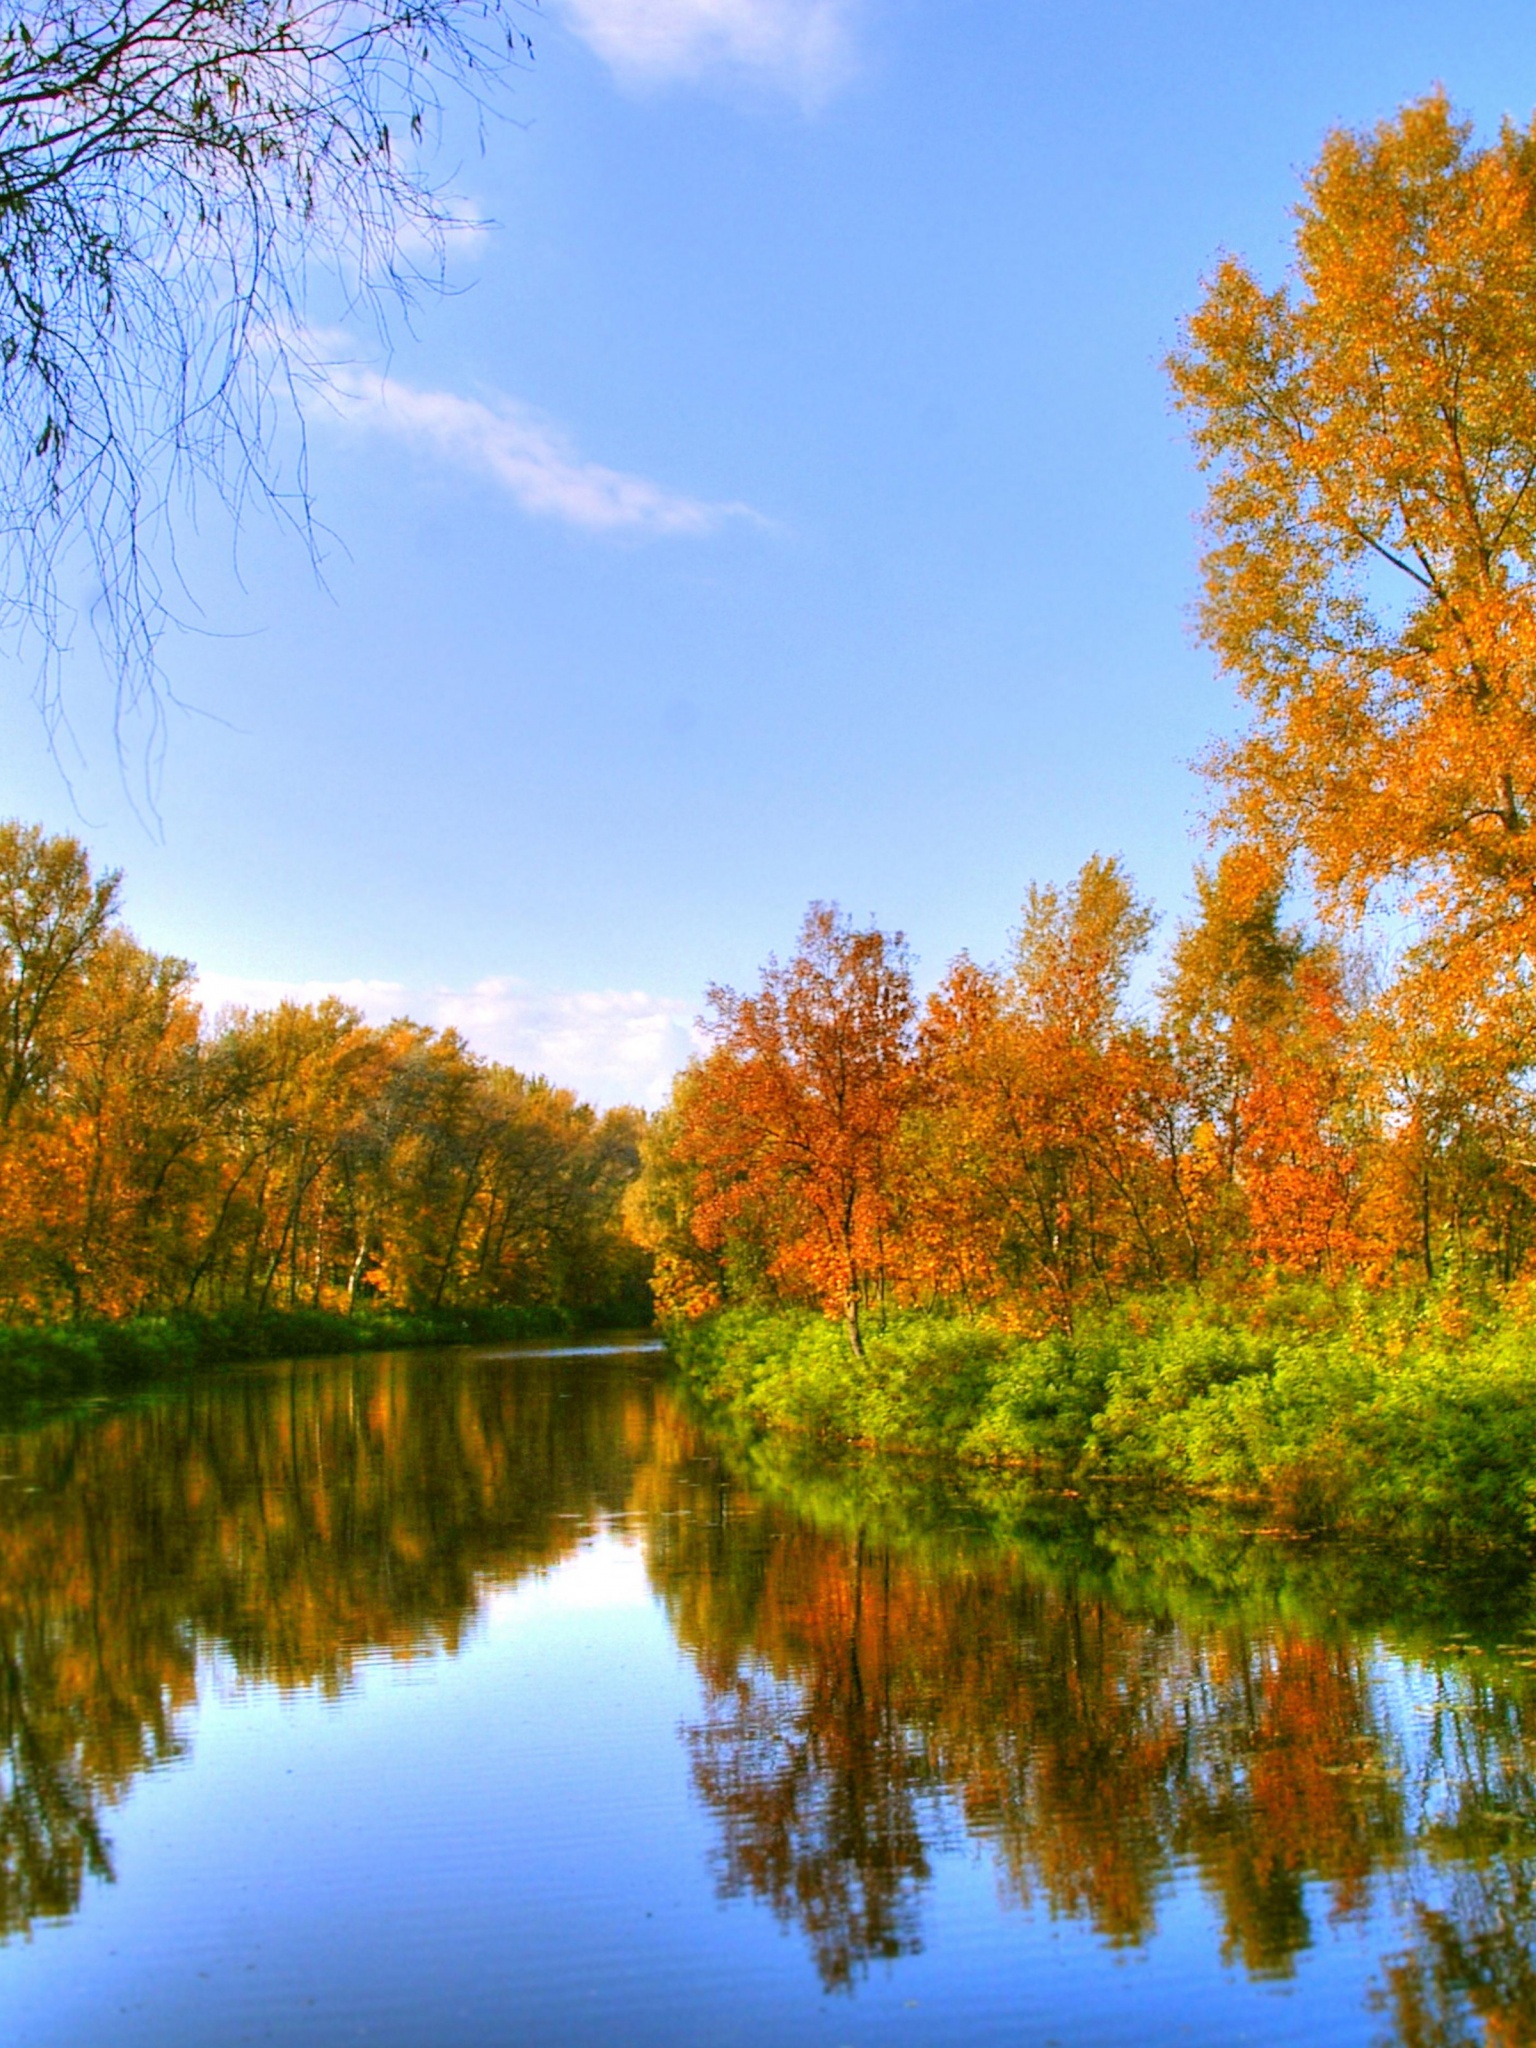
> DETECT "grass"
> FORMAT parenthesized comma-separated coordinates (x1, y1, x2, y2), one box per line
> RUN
(665, 1288, 1536, 1545)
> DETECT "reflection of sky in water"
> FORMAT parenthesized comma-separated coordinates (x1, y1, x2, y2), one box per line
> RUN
(3, 1531, 1398, 2048)
(0, 1346, 1533, 2046)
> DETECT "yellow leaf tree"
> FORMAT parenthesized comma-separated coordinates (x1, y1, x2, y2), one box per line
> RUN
(1170, 94, 1536, 1002)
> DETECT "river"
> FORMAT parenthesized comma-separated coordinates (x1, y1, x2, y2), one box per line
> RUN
(0, 1337, 1532, 2044)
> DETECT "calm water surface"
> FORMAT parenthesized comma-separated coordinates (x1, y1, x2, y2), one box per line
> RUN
(1, 1340, 1534, 2045)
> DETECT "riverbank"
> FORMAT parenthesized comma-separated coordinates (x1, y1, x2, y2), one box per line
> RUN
(666, 1294, 1536, 1544)
(0, 1302, 602, 1405)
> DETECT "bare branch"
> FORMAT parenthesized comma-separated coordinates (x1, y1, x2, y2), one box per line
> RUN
(0, 0, 529, 773)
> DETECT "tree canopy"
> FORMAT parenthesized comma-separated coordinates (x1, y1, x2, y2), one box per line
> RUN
(1170, 93, 1536, 1008)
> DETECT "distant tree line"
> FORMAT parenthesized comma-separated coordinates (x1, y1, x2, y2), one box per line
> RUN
(0, 821, 647, 1324)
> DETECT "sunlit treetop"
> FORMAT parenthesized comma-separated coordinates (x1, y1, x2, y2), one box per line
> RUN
(1170, 92, 1536, 991)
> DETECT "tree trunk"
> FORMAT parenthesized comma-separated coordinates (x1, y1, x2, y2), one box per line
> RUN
(843, 1293, 865, 1360)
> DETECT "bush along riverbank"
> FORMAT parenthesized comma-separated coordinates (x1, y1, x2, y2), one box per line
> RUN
(0, 1301, 620, 1405)
(664, 1293, 1536, 1545)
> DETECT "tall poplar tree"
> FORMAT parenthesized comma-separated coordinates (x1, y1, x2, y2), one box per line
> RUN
(1170, 94, 1536, 1010)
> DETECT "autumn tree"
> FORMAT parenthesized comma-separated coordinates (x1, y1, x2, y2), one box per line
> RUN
(625, 1070, 735, 1322)
(1170, 94, 1536, 1015)
(909, 857, 1164, 1327)
(679, 905, 916, 1357)
(0, 822, 118, 1124)
(1354, 968, 1536, 1284)
(1158, 847, 1362, 1279)
(27, 930, 203, 1317)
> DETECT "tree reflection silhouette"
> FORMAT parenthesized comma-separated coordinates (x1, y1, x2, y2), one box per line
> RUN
(643, 1443, 1536, 2023)
(659, 1511, 1403, 1983)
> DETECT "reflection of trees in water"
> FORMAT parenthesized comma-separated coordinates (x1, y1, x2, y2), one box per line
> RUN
(645, 1448, 1536, 2027)
(1366, 1682, 1536, 2047)
(1374, 1864, 1536, 2046)
(5, 1355, 1536, 2045)
(0, 1350, 663, 1939)
(686, 1538, 941, 1989)
(660, 1511, 1404, 1984)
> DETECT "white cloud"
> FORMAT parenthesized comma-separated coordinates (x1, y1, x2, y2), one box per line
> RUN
(318, 363, 758, 536)
(195, 973, 409, 1017)
(428, 979, 704, 1109)
(193, 972, 703, 1111)
(558, 0, 857, 103)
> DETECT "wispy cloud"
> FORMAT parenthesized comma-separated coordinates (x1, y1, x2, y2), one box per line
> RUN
(558, 0, 858, 104)
(318, 363, 760, 536)
(195, 973, 409, 1018)
(431, 979, 704, 1109)
(194, 972, 702, 1111)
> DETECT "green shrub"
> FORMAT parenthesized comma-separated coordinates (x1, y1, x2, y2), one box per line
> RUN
(0, 1301, 582, 1406)
(666, 1290, 1536, 1546)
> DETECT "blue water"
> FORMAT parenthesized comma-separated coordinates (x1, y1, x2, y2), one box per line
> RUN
(0, 1342, 1528, 2045)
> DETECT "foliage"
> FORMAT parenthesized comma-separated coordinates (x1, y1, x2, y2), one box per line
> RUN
(638, 856, 1431, 1333)
(670, 1292, 1536, 1545)
(1169, 92, 1536, 1025)
(0, 821, 650, 1342)
(656, 905, 915, 1357)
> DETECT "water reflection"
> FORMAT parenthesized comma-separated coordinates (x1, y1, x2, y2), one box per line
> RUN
(653, 1442, 1536, 2040)
(0, 1347, 657, 1940)
(1, 1348, 1535, 2045)
(653, 1489, 1408, 1984)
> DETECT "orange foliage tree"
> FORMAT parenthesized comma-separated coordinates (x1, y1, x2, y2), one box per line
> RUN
(671, 905, 915, 1356)
(907, 857, 1167, 1328)
(1170, 92, 1536, 1009)
(1167, 92, 1536, 1285)
(640, 859, 1402, 1327)
(1158, 848, 1364, 1281)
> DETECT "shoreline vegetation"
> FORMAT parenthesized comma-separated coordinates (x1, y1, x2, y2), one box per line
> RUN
(667, 1294, 1536, 1545)
(0, 1302, 622, 1407)
(624, 102, 1536, 1555)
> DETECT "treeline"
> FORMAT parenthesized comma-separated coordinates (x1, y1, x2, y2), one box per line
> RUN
(0, 823, 648, 1329)
(633, 856, 1527, 1345)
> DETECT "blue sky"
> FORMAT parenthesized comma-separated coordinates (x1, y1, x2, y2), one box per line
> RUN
(5, 0, 1536, 1105)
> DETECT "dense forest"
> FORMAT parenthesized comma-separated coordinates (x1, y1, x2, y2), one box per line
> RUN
(633, 862, 1416, 1342)
(0, 822, 647, 1330)
(633, 842, 1533, 1342)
